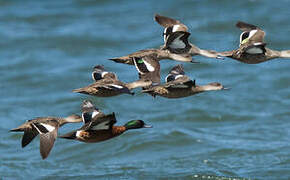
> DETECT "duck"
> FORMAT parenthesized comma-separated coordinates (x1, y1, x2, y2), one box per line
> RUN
(72, 65, 152, 97)
(132, 57, 228, 98)
(10, 114, 82, 159)
(218, 21, 290, 64)
(154, 14, 224, 59)
(108, 48, 193, 65)
(60, 100, 152, 143)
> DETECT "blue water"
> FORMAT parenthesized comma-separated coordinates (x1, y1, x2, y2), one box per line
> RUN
(1, 0, 290, 179)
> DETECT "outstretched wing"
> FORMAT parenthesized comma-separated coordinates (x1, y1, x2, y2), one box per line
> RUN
(132, 56, 161, 85)
(86, 113, 117, 131)
(236, 21, 265, 46)
(154, 14, 189, 46)
(164, 31, 191, 54)
(81, 100, 103, 124)
(92, 65, 118, 81)
(165, 64, 186, 83)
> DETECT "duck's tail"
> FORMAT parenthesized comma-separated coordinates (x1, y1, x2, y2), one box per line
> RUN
(72, 87, 89, 94)
(108, 56, 133, 65)
(59, 131, 77, 140)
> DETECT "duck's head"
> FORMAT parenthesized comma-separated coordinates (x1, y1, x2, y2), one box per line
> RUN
(204, 82, 229, 91)
(124, 120, 152, 130)
(64, 114, 82, 123)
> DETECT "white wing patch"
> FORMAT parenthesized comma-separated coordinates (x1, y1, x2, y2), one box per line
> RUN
(91, 121, 110, 130)
(76, 130, 82, 138)
(110, 84, 124, 89)
(175, 74, 184, 80)
(143, 61, 155, 72)
(40, 123, 55, 132)
(92, 111, 100, 118)
(249, 30, 257, 39)
(101, 72, 108, 78)
(169, 34, 186, 49)
(172, 25, 181, 32)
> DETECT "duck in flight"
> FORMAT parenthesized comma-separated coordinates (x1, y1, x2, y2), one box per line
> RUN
(109, 14, 224, 65)
(73, 65, 151, 97)
(10, 114, 82, 159)
(154, 14, 224, 60)
(60, 100, 152, 143)
(219, 21, 290, 64)
(133, 57, 228, 99)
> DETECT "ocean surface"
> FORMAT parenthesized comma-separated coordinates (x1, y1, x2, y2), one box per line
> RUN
(1, 0, 290, 179)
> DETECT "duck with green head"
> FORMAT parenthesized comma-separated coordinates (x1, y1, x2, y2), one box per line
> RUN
(60, 100, 152, 143)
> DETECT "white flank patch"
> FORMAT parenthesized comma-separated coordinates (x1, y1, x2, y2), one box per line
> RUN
(246, 47, 263, 54)
(110, 84, 124, 89)
(91, 121, 109, 130)
(172, 25, 180, 32)
(101, 72, 108, 78)
(143, 61, 155, 72)
(169, 34, 186, 49)
(92, 111, 100, 118)
(76, 130, 82, 138)
(40, 123, 55, 132)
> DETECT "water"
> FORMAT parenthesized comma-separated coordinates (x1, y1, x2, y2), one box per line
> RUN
(1, 0, 290, 179)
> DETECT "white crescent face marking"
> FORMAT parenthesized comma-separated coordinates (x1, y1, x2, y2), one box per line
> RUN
(91, 121, 110, 130)
(172, 25, 181, 32)
(110, 84, 124, 89)
(40, 123, 55, 132)
(169, 34, 186, 49)
(101, 72, 108, 78)
(143, 61, 155, 72)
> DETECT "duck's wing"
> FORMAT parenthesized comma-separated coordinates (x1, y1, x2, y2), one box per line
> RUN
(96, 83, 134, 95)
(132, 56, 161, 85)
(31, 121, 58, 159)
(236, 21, 265, 46)
(92, 65, 118, 81)
(164, 31, 192, 54)
(155, 14, 191, 53)
(22, 128, 39, 148)
(85, 113, 117, 131)
(165, 64, 187, 83)
(154, 14, 188, 31)
(81, 100, 104, 124)
(165, 77, 195, 89)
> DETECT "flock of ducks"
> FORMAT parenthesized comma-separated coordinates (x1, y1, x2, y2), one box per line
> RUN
(11, 14, 290, 159)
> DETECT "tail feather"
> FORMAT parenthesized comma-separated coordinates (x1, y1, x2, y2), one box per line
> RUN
(72, 88, 88, 94)
(10, 127, 23, 132)
(22, 130, 39, 148)
(108, 57, 133, 65)
(59, 131, 77, 139)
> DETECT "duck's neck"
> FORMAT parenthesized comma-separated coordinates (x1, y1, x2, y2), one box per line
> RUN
(112, 126, 126, 136)
(278, 50, 290, 58)
(193, 85, 217, 93)
(126, 79, 152, 90)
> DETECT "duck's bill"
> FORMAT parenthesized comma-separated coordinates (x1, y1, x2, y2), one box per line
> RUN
(143, 124, 153, 128)
(222, 87, 231, 90)
(216, 55, 225, 60)
(190, 59, 200, 63)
